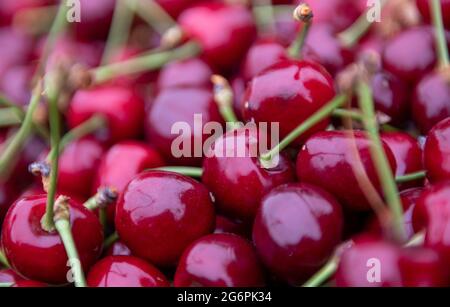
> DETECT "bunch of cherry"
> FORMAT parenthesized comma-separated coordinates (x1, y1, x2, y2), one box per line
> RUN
(0, 0, 449, 288)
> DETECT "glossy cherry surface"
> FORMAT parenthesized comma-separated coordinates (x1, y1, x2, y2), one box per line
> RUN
(174, 233, 265, 287)
(145, 86, 223, 166)
(2, 195, 103, 284)
(87, 256, 169, 287)
(416, 0, 450, 28)
(0, 269, 24, 283)
(297, 130, 397, 211)
(242, 59, 335, 145)
(202, 127, 295, 221)
(68, 85, 145, 143)
(424, 118, 450, 183)
(412, 72, 450, 134)
(253, 183, 343, 285)
(157, 58, 213, 90)
(12, 280, 47, 287)
(381, 132, 424, 190)
(115, 171, 215, 267)
(178, 2, 256, 71)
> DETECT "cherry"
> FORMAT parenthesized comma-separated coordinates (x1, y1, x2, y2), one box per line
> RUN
(1, 195, 103, 284)
(178, 2, 257, 71)
(202, 127, 295, 222)
(105, 240, 132, 257)
(115, 171, 215, 267)
(297, 130, 397, 211)
(68, 85, 145, 144)
(12, 280, 47, 287)
(412, 72, 450, 134)
(214, 215, 249, 238)
(93, 141, 165, 223)
(242, 59, 335, 145)
(174, 233, 265, 287)
(157, 58, 213, 90)
(156, 0, 201, 18)
(382, 27, 438, 83)
(0, 269, 24, 283)
(72, 0, 116, 41)
(424, 118, 450, 183)
(87, 256, 169, 287)
(0, 0, 54, 26)
(145, 86, 223, 166)
(0, 27, 34, 76)
(416, 0, 450, 28)
(230, 76, 246, 120)
(253, 183, 343, 285)
(0, 180, 18, 223)
(381, 132, 424, 190)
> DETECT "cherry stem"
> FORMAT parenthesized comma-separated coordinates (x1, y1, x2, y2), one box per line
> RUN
(252, 0, 277, 35)
(287, 4, 313, 59)
(83, 187, 118, 229)
(0, 82, 43, 180)
(430, 0, 450, 69)
(101, 0, 136, 65)
(104, 232, 119, 249)
(356, 80, 406, 243)
(54, 197, 87, 288)
(0, 283, 12, 287)
(152, 166, 203, 178)
(127, 0, 176, 35)
(0, 107, 23, 127)
(395, 170, 427, 183)
(338, 0, 387, 48)
(211, 75, 240, 129)
(0, 250, 10, 268)
(259, 94, 348, 168)
(91, 41, 201, 84)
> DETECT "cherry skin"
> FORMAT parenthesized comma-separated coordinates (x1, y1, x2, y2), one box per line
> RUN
(93, 141, 165, 223)
(115, 171, 215, 267)
(174, 233, 265, 287)
(104, 240, 132, 257)
(178, 2, 257, 72)
(68, 85, 145, 144)
(0, 180, 18, 223)
(1, 195, 103, 284)
(381, 132, 424, 190)
(416, 0, 450, 28)
(412, 72, 450, 134)
(145, 86, 223, 166)
(0, 269, 24, 283)
(87, 256, 169, 287)
(202, 127, 295, 222)
(424, 118, 450, 183)
(382, 27, 437, 84)
(297, 130, 397, 211)
(253, 183, 343, 285)
(242, 59, 336, 145)
(157, 58, 213, 90)
(72, 0, 115, 41)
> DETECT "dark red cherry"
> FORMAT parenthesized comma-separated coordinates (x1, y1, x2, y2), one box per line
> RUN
(68, 85, 145, 143)
(105, 240, 132, 257)
(416, 0, 450, 28)
(174, 233, 265, 287)
(72, 0, 115, 41)
(412, 72, 450, 134)
(157, 58, 213, 90)
(178, 2, 257, 71)
(93, 141, 165, 223)
(0, 269, 24, 283)
(0, 0, 54, 26)
(87, 256, 169, 287)
(202, 127, 295, 222)
(253, 183, 343, 285)
(240, 38, 288, 82)
(12, 280, 47, 287)
(1, 195, 103, 284)
(297, 130, 397, 211)
(156, 0, 201, 18)
(424, 118, 450, 183)
(335, 235, 402, 287)
(383, 27, 437, 83)
(230, 75, 246, 120)
(381, 132, 424, 190)
(214, 215, 249, 238)
(145, 86, 223, 166)
(0, 180, 18, 223)
(115, 171, 215, 267)
(242, 59, 335, 145)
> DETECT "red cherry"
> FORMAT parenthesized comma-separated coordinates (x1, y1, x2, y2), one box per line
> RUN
(1, 195, 103, 284)
(178, 2, 256, 71)
(381, 132, 424, 190)
(12, 280, 47, 287)
(0, 181, 18, 223)
(105, 240, 132, 257)
(383, 27, 437, 83)
(68, 85, 145, 143)
(72, 0, 116, 41)
(297, 130, 397, 211)
(115, 171, 215, 267)
(416, 0, 450, 28)
(157, 58, 213, 90)
(242, 59, 335, 145)
(412, 73, 450, 134)
(230, 75, 246, 120)
(202, 128, 295, 221)
(174, 233, 265, 287)
(253, 183, 343, 285)
(87, 256, 169, 287)
(424, 118, 450, 183)
(0, 269, 24, 283)
(156, 0, 201, 18)
(145, 86, 223, 166)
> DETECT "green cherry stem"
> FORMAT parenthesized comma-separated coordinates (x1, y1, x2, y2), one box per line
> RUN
(430, 0, 450, 69)
(356, 80, 406, 243)
(83, 187, 118, 230)
(395, 170, 427, 183)
(0, 250, 10, 268)
(259, 94, 348, 168)
(104, 232, 119, 249)
(53, 196, 87, 287)
(126, 0, 176, 35)
(152, 166, 203, 178)
(0, 283, 13, 287)
(211, 75, 240, 129)
(0, 107, 23, 127)
(287, 3, 313, 59)
(91, 41, 201, 84)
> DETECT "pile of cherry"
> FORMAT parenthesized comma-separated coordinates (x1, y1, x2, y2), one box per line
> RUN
(0, 0, 449, 287)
